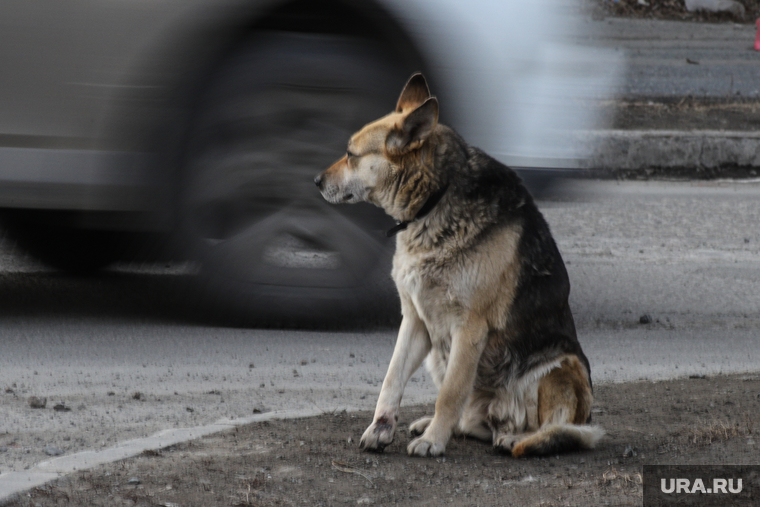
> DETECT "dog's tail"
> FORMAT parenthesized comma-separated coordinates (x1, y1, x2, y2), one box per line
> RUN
(511, 424, 604, 458)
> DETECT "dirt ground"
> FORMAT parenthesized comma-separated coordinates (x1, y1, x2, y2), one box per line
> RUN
(590, 0, 760, 23)
(598, 97, 760, 179)
(8, 373, 758, 507)
(608, 98, 760, 133)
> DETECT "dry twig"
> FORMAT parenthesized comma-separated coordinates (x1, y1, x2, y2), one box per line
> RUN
(331, 460, 374, 485)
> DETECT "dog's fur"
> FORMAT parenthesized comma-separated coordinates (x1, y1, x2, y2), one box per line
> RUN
(315, 74, 603, 457)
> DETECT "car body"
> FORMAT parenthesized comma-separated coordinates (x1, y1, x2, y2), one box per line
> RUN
(0, 0, 619, 323)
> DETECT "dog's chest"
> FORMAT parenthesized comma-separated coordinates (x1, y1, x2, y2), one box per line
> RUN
(392, 221, 523, 357)
(392, 248, 463, 338)
(393, 248, 467, 388)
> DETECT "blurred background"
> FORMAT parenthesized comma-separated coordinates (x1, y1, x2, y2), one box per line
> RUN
(0, 0, 620, 326)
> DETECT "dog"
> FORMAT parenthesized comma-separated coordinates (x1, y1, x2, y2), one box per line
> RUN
(314, 73, 602, 457)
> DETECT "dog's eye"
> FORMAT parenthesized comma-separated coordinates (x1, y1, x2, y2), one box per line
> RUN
(346, 150, 356, 159)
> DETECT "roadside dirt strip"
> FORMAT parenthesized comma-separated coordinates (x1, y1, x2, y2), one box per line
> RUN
(5, 374, 759, 506)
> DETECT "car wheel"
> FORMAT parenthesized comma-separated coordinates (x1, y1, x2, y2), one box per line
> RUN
(179, 33, 405, 326)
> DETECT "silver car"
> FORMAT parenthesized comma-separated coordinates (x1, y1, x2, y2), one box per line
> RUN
(0, 0, 617, 324)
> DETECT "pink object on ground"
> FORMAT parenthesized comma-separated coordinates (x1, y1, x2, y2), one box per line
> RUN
(755, 19, 760, 51)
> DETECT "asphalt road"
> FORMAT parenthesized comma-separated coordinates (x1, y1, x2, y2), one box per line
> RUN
(592, 18, 760, 98)
(1, 179, 759, 474)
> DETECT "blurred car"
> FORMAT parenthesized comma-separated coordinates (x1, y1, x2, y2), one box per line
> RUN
(0, 0, 619, 324)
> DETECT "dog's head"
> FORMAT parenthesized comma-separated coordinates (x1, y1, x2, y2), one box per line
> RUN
(314, 73, 439, 219)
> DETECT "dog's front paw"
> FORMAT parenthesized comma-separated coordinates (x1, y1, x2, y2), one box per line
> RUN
(360, 416, 396, 452)
(407, 435, 446, 457)
(409, 416, 433, 436)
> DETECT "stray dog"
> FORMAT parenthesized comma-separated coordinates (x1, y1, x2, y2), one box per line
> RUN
(314, 74, 602, 457)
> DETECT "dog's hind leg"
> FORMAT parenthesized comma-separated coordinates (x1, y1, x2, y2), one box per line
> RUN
(487, 382, 540, 454)
(361, 297, 431, 452)
(409, 416, 432, 436)
(412, 391, 491, 441)
(510, 356, 603, 457)
(493, 431, 525, 453)
(453, 389, 492, 441)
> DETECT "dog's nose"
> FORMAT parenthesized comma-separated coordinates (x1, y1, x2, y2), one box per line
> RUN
(314, 174, 323, 188)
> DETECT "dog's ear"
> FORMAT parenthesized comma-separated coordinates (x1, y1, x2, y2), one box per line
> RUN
(396, 73, 431, 113)
(386, 97, 439, 155)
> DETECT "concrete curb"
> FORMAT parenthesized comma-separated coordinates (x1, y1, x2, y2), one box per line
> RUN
(0, 407, 333, 505)
(584, 130, 760, 173)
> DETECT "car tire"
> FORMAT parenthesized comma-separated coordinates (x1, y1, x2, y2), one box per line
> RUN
(1, 212, 120, 274)
(178, 32, 406, 326)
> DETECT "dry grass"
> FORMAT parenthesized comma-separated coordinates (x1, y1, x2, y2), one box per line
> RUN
(600, 467, 643, 487)
(680, 415, 753, 446)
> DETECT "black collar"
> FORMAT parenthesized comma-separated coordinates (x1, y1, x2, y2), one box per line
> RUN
(386, 183, 449, 237)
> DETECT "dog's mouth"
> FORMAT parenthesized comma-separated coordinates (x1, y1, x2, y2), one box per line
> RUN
(343, 193, 354, 202)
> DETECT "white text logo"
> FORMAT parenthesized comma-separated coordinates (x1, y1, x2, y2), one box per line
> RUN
(661, 478, 742, 494)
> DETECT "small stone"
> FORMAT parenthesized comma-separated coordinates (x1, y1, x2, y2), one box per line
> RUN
(186, 407, 194, 413)
(53, 404, 71, 412)
(107, 391, 115, 396)
(127, 477, 141, 485)
(44, 446, 64, 457)
(357, 497, 373, 505)
(639, 314, 652, 325)
(29, 397, 47, 409)
(132, 392, 143, 401)
(623, 446, 636, 458)
(300, 359, 308, 366)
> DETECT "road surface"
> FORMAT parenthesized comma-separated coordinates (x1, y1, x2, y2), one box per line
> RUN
(593, 18, 760, 98)
(1, 179, 759, 474)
